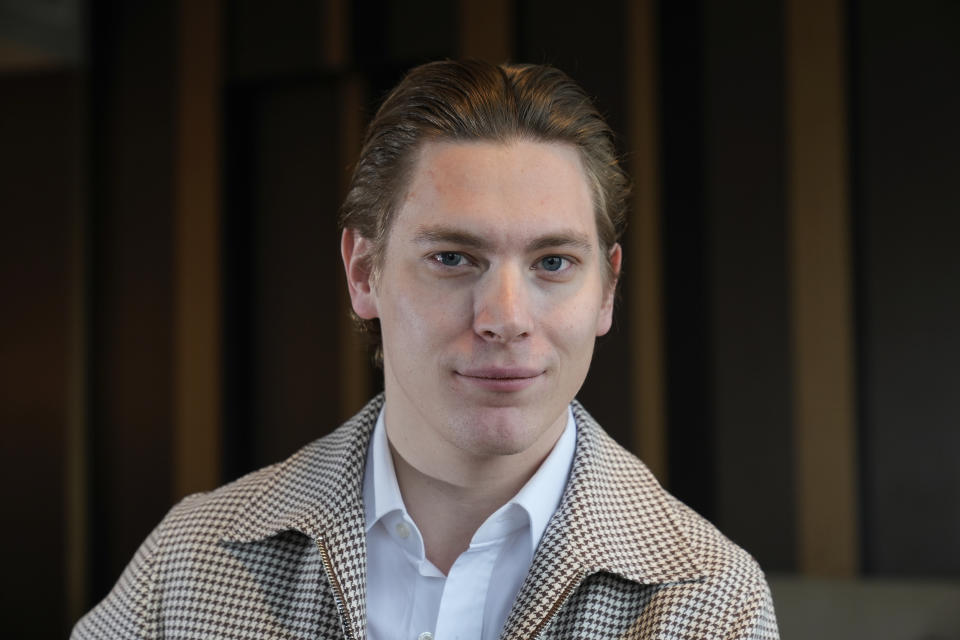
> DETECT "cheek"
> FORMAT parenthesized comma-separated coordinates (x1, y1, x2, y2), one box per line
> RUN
(542, 302, 601, 354)
(382, 278, 470, 348)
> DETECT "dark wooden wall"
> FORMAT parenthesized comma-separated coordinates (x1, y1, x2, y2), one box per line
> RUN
(851, 0, 960, 576)
(1, 0, 959, 635)
(1, 70, 82, 639)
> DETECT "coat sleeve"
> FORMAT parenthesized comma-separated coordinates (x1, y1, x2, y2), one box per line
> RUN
(71, 525, 162, 640)
(724, 574, 780, 640)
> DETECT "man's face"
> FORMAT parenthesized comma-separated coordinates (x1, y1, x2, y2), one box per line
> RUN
(344, 139, 620, 466)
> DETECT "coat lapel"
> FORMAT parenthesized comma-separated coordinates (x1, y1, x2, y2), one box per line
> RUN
(221, 395, 384, 639)
(500, 401, 704, 638)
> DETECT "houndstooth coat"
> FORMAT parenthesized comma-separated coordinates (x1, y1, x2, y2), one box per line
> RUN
(73, 395, 779, 639)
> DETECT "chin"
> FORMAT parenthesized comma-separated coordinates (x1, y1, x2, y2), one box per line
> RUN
(463, 435, 536, 458)
(452, 407, 553, 457)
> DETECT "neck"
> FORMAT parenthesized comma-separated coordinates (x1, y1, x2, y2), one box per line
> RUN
(386, 425, 563, 575)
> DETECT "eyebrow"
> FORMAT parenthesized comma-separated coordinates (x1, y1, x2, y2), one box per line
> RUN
(412, 225, 595, 255)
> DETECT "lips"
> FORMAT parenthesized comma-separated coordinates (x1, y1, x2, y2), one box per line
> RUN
(455, 367, 544, 392)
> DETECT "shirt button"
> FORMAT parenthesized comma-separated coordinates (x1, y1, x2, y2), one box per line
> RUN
(418, 633, 433, 640)
(395, 521, 411, 539)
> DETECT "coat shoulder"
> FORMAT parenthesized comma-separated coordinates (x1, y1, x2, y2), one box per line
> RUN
(556, 404, 779, 639)
(157, 461, 281, 544)
(72, 408, 377, 640)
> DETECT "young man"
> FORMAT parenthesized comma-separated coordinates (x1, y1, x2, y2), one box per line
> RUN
(74, 61, 779, 639)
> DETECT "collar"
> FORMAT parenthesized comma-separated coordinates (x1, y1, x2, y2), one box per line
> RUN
(220, 398, 379, 544)
(362, 407, 404, 534)
(499, 402, 704, 637)
(362, 405, 577, 555)
(219, 395, 705, 635)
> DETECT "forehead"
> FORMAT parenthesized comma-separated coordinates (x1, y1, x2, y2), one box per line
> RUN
(391, 139, 597, 245)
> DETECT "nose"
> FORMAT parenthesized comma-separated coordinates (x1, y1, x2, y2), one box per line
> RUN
(473, 265, 533, 343)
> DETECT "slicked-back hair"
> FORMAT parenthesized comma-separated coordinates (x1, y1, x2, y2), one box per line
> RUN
(339, 59, 630, 364)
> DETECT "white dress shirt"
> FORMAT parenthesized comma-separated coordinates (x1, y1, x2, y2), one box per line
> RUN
(363, 407, 577, 640)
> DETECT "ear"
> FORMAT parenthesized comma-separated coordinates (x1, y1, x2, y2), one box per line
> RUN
(596, 242, 622, 337)
(341, 228, 380, 319)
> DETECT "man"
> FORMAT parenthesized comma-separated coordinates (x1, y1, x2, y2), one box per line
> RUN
(74, 60, 778, 639)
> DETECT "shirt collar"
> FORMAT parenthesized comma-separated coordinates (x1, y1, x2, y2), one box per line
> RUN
(362, 406, 577, 556)
(362, 407, 406, 531)
(222, 394, 703, 588)
(502, 407, 576, 550)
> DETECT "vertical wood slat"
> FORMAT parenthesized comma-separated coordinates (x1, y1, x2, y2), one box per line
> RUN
(786, 0, 859, 577)
(328, 0, 370, 419)
(174, 0, 222, 497)
(65, 92, 88, 624)
(626, 0, 667, 482)
(459, 0, 514, 62)
(324, 0, 349, 68)
(338, 75, 372, 420)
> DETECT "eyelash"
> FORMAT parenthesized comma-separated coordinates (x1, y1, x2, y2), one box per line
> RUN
(429, 252, 573, 274)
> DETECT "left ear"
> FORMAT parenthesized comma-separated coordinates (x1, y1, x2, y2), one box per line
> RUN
(596, 243, 622, 337)
(341, 228, 380, 320)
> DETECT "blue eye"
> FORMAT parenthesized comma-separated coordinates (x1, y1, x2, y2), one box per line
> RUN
(437, 252, 464, 266)
(540, 256, 566, 272)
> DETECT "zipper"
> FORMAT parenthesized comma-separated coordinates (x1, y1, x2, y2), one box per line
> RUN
(530, 570, 585, 639)
(317, 538, 357, 640)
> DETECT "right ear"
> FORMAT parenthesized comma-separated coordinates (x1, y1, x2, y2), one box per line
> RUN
(341, 228, 379, 319)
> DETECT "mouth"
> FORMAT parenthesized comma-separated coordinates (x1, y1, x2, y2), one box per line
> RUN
(455, 367, 544, 392)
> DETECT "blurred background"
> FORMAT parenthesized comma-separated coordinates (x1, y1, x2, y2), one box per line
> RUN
(1, 0, 958, 637)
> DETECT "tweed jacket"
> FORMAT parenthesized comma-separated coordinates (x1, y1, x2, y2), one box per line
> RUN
(73, 395, 779, 639)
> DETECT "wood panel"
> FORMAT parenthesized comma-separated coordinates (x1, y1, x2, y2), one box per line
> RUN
(174, 0, 222, 498)
(703, 0, 795, 570)
(626, 0, 667, 482)
(87, 0, 177, 600)
(459, 0, 513, 62)
(65, 73, 89, 626)
(338, 75, 375, 421)
(785, 0, 859, 577)
(0, 70, 80, 637)
(852, 0, 960, 576)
